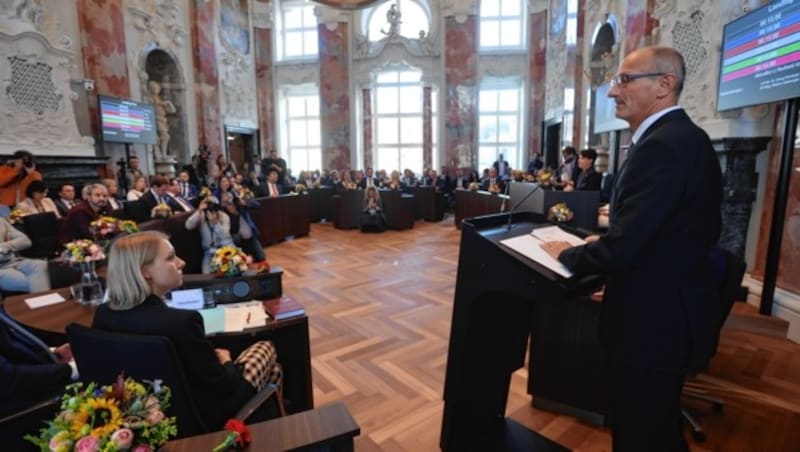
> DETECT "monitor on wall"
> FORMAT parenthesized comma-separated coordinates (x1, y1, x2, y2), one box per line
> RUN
(717, 0, 800, 111)
(98, 95, 158, 145)
(593, 82, 629, 133)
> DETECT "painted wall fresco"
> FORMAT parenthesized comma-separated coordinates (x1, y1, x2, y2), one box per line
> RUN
(528, 10, 547, 160)
(443, 15, 477, 169)
(189, 0, 222, 156)
(220, 0, 250, 55)
(423, 86, 432, 170)
(77, 0, 130, 136)
(318, 22, 351, 170)
(254, 10, 275, 154)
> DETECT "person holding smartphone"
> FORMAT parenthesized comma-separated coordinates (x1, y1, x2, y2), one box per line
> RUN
(0, 150, 42, 208)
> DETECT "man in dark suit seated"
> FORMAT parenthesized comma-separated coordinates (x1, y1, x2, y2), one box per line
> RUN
(166, 177, 195, 213)
(480, 167, 505, 193)
(358, 167, 380, 189)
(542, 46, 722, 451)
(265, 170, 284, 198)
(57, 183, 110, 247)
(53, 183, 78, 218)
(176, 170, 198, 200)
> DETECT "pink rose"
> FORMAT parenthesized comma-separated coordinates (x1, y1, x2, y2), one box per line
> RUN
(74, 435, 100, 452)
(110, 428, 134, 450)
(132, 445, 152, 452)
(147, 409, 164, 424)
(144, 395, 160, 412)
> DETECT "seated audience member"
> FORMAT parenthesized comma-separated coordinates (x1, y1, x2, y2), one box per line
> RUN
(185, 197, 235, 273)
(265, 170, 283, 198)
(54, 183, 78, 217)
(565, 148, 602, 192)
(126, 175, 147, 201)
(0, 216, 51, 292)
(527, 152, 544, 174)
(245, 170, 268, 197)
(92, 231, 283, 429)
(386, 170, 405, 190)
(352, 170, 364, 188)
(216, 154, 237, 178)
(57, 183, 109, 247)
(101, 178, 123, 211)
(466, 169, 480, 186)
(481, 167, 506, 193)
(176, 170, 198, 200)
(377, 169, 390, 188)
(401, 169, 417, 187)
(0, 150, 42, 209)
(360, 186, 385, 233)
(0, 310, 76, 426)
(138, 175, 174, 218)
(213, 175, 236, 201)
(326, 169, 341, 188)
(166, 178, 195, 212)
(125, 155, 145, 192)
(16, 180, 60, 218)
(219, 191, 265, 263)
(359, 168, 379, 189)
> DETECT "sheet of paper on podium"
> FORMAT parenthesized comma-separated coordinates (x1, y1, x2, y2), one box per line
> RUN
(500, 226, 585, 278)
(199, 301, 269, 334)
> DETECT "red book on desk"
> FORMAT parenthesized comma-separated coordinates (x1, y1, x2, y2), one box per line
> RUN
(264, 296, 305, 320)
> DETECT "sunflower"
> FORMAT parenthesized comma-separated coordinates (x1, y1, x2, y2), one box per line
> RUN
(70, 397, 123, 439)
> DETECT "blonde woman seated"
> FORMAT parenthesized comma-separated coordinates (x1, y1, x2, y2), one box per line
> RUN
(185, 196, 235, 273)
(126, 175, 147, 201)
(16, 180, 60, 218)
(92, 231, 285, 429)
(360, 186, 385, 233)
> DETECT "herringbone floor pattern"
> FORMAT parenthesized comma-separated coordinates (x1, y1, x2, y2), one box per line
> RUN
(267, 220, 800, 451)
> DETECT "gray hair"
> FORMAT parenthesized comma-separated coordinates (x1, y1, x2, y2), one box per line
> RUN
(649, 46, 686, 97)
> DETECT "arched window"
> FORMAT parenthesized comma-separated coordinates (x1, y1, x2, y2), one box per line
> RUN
(365, 0, 430, 41)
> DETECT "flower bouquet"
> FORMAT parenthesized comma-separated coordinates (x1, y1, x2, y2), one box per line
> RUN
(293, 183, 307, 194)
(547, 202, 574, 223)
(89, 216, 120, 240)
(151, 203, 172, 219)
(26, 374, 177, 452)
(236, 186, 255, 202)
(488, 183, 501, 194)
(8, 207, 28, 224)
(212, 419, 252, 451)
(210, 246, 252, 277)
(62, 239, 106, 264)
(468, 182, 480, 191)
(344, 181, 358, 190)
(118, 220, 139, 234)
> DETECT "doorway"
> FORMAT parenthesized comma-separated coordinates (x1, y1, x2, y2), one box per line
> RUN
(224, 126, 259, 173)
(542, 119, 562, 169)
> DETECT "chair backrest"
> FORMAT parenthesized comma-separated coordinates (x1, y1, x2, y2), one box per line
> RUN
(709, 249, 747, 356)
(20, 212, 59, 258)
(65, 323, 208, 437)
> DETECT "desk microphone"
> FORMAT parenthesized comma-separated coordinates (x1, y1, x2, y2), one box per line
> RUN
(505, 182, 542, 231)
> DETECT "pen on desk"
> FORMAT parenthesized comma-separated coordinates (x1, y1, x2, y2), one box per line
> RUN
(246, 311, 251, 324)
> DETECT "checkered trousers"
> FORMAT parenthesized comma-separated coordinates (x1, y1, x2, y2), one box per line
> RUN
(234, 340, 283, 391)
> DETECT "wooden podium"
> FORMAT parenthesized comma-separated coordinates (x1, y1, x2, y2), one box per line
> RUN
(440, 212, 602, 451)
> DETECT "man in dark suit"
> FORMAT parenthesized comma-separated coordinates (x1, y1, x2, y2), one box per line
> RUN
(53, 183, 78, 217)
(57, 183, 110, 247)
(480, 167, 505, 193)
(358, 167, 380, 189)
(261, 149, 287, 186)
(265, 170, 284, 197)
(542, 47, 722, 451)
(492, 154, 511, 180)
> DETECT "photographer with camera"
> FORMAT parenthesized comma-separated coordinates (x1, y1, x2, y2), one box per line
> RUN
(0, 150, 42, 208)
(185, 196, 234, 273)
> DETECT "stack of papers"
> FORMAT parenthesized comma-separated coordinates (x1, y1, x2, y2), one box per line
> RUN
(500, 226, 586, 278)
(25, 293, 66, 309)
(199, 301, 270, 334)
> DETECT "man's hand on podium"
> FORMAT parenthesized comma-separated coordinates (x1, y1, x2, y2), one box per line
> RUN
(540, 241, 572, 260)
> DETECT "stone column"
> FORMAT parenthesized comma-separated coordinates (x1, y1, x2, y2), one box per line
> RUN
(362, 88, 373, 169)
(443, 1, 478, 169)
(568, 0, 585, 147)
(713, 137, 771, 261)
(189, 0, 223, 157)
(77, 0, 130, 137)
(254, 0, 276, 155)
(317, 8, 351, 170)
(423, 85, 433, 171)
(527, 8, 547, 163)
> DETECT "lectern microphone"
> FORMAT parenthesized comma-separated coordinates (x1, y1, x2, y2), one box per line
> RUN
(506, 182, 542, 231)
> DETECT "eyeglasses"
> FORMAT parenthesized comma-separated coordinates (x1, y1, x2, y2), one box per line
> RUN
(610, 72, 666, 87)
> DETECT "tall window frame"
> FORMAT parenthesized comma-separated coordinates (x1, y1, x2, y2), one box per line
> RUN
(278, 86, 322, 173)
(477, 79, 524, 172)
(372, 68, 429, 175)
(275, 1, 318, 61)
(479, 0, 526, 51)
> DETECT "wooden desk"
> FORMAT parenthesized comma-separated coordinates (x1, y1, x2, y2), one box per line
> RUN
(380, 190, 415, 230)
(309, 187, 334, 222)
(409, 186, 445, 221)
(332, 190, 363, 229)
(251, 194, 312, 246)
(454, 189, 507, 230)
(3, 290, 314, 413)
(162, 403, 359, 452)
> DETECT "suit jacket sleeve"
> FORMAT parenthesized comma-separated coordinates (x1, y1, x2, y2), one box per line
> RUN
(559, 136, 684, 275)
(0, 354, 71, 402)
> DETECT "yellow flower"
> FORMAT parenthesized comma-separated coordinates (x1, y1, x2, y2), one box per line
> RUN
(70, 397, 123, 439)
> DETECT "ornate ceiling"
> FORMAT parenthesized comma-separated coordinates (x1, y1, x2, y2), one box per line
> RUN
(311, 0, 385, 10)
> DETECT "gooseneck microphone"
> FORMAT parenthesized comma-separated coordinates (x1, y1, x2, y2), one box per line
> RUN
(506, 182, 542, 231)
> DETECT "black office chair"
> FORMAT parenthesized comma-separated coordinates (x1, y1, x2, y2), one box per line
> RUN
(66, 323, 280, 438)
(681, 249, 747, 442)
(19, 212, 59, 259)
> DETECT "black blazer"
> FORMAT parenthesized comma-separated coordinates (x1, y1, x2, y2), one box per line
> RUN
(559, 109, 722, 372)
(0, 313, 71, 417)
(574, 168, 602, 191)
(93, 296, 255, 428)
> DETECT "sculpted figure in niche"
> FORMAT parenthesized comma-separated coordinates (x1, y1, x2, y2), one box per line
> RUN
(382, 4, 401, 36)
(147, 80, 176, 159)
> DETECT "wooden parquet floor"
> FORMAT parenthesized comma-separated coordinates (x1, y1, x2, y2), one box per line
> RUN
(267, 220, 800, 451)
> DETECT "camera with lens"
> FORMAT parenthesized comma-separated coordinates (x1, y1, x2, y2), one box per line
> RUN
(203, 196, 221, 212)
